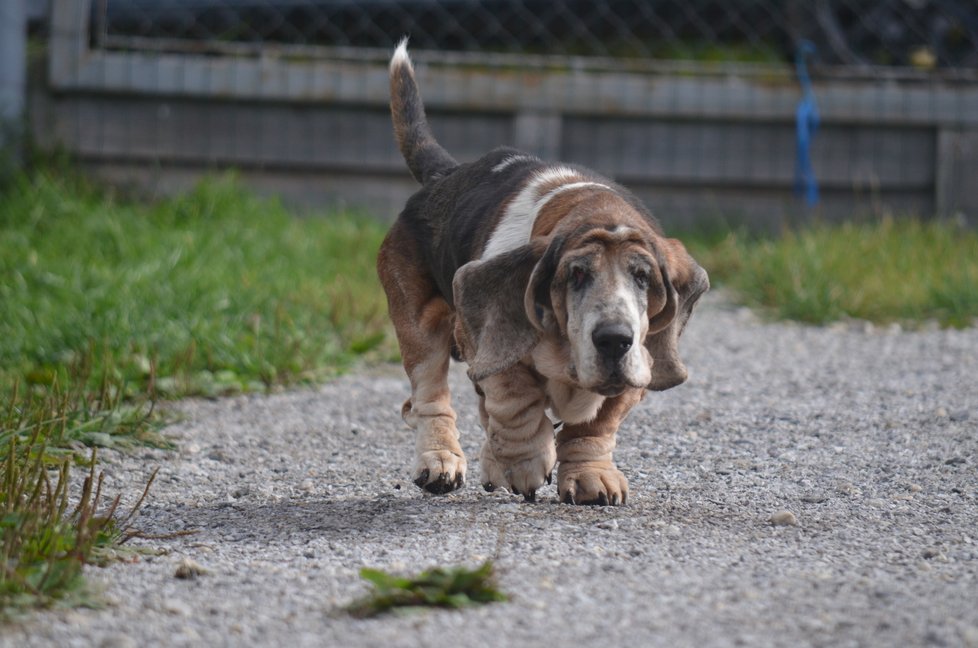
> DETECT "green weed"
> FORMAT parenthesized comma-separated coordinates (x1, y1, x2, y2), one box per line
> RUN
(1, 381, 158, 617)
(347, 562, 508, 618)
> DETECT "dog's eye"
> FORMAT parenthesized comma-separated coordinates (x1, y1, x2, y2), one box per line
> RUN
(632, 269, 650, 289)
(571, 267, 591, 290)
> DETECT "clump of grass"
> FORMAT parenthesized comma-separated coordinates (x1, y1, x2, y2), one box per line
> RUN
(347, 562, 508, 618)
(1, 381, 157, 616)
(686, 217, 978, 328)
(4, 352, 166, 453)
(0, 168, 392, 401)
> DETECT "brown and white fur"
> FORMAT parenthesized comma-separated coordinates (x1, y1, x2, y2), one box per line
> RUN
(377, 39, 709, 505)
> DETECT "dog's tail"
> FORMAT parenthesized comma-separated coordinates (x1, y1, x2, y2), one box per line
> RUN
(389, 38, 457, 184)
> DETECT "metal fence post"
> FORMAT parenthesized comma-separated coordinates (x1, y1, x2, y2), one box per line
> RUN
(0, 0, 27, 161)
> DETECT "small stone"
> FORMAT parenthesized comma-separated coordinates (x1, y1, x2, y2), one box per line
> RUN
(961, 625, 978, 648)
(299, 479, 315, 492)
(206, 450, 234, 464)
(908, 483, 923, 493)
(936, 407, 949, 418)
(769, 510, 798, 527)
(596, 519, 619, 530)
(800, 493, 828, 504)
(161, 598, 192, 616)
(921, 548, 947, 562)
(665, 524, 681, 538)
(949, 410, 970, 422)
(231, 486, 250, 498)
(174, 557, 210, 580)
(99, 634, 137, 648)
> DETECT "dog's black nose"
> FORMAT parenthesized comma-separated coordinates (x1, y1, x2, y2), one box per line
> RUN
(592, 323, 633, 360)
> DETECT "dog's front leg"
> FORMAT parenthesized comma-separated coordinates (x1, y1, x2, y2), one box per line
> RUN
(556, 388, 644, 506)
(476, 365, 556, 502)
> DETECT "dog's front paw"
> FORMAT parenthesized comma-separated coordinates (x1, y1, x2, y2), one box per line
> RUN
(480, 442, 555, 502)
(557, 461, 628, 506)
(413, 450, 467, 494)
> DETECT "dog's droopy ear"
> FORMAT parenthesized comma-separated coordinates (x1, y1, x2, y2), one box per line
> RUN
(644, 238, 709, 391)
(523, 234, 566, 333)
(453, 244, 543, 382)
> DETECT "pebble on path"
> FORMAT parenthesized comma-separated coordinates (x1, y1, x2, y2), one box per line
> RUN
(174, 557, 210, 580)
(769, 510, 799, 527)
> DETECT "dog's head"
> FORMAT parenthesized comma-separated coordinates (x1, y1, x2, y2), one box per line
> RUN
(453, 192, 708, 394)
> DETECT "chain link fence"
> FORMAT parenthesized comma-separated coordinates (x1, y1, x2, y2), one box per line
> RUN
(91, 0, 978, 72)
(32, 0, 978, 225)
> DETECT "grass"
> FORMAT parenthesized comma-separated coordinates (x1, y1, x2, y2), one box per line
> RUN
(346, 562, 508, 617)
(685, 217, 978, 328)
(0, 162, 391, 616)
(1, 379, 159, 616)
(0, 167, 392, 404)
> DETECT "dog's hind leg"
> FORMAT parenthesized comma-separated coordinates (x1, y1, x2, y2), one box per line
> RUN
(377, 222, 466, 494)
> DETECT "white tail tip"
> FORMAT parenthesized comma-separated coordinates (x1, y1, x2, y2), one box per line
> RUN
(390, 37, 412, 73)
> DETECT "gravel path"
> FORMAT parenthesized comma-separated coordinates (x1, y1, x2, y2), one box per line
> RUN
(6, 294, 978, 648)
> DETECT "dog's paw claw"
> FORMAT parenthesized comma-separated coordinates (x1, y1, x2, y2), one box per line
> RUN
(413, 469, 430, 489)
(413, 450, 466, 495)
(421, 471, 465, 495)
(557, 463, 627, 507)
(546, 471, 552, 485)
(523, 490, 536, 503)
(482, 481, 496, 493)
(581, 491, 608, 507)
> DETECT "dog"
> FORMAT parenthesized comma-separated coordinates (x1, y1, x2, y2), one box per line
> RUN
(377, 39, 709, 505)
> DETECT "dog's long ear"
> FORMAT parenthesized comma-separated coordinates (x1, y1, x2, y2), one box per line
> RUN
(523, 234, 567, 333)
(644, 238, 709, 391)
(453, 243, 545, 382)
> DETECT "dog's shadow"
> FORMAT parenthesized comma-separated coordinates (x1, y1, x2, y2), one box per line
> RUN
(136, 483, 765, 551)
(138, 494, 516, 546)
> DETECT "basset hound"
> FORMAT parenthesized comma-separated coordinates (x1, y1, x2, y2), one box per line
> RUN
(377, 39, 709, 505)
